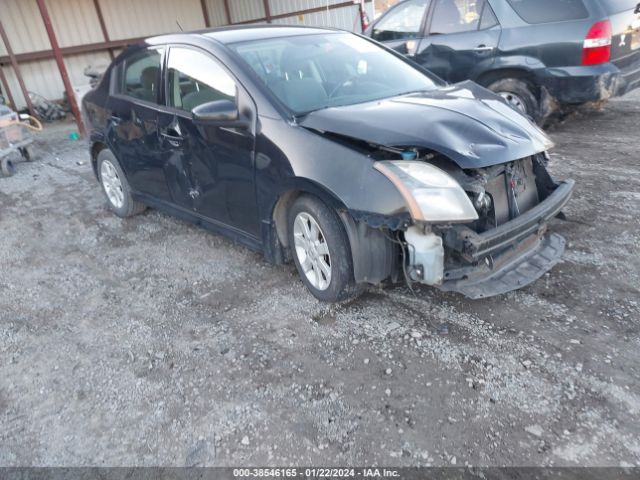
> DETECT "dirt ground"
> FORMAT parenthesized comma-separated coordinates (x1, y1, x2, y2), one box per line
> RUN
(1, 90, 639, 467)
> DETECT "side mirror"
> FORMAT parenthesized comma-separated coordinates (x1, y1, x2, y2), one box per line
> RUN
(192, 99, 239, 123)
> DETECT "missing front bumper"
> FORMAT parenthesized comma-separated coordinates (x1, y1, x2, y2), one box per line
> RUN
(438, 232, 566, 299)
(432, 178, 575, 299)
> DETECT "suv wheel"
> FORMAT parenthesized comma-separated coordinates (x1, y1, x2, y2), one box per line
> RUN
(488, 78, 540, 123)
(288, 195, 360, 303)
(97, 149, 146, 218)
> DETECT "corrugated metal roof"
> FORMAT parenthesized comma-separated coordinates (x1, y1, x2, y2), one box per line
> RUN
(99, 0, 206, 40)
(271, 4, 361, 31)
(228, 0, 265, 23)
(204, 0, 230, 27)
(0, 0, 368, 109)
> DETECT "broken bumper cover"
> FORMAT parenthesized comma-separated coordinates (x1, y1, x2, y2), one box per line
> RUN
(437, 179, 575, 299)
(536, 58, 640, 105)
(439, 232, 566, 299)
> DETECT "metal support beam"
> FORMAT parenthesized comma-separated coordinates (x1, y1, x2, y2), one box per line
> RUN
(0, 37, 146, 65)
(0, 1, 375, 66)
(0, 20, 35, 116)
(223, 0, 232, 25)
(263, 0, 272, 23)
(200, 0, 211, 27)
(0, 65, 17, 110)
(35, 0, 86, 137)
(92, 0, 114, 60)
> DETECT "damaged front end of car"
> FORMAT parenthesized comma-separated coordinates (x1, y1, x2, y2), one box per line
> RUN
(298, 83, 574, 298)
(371, 148, 574, 299)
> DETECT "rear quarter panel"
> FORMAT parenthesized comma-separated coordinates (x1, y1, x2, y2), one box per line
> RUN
(490, 0, 603, 69)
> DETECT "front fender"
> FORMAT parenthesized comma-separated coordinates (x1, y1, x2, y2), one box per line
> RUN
(255, 116, 409, 224)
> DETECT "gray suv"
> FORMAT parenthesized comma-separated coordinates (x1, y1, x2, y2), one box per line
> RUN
(365, 0, 640, 123)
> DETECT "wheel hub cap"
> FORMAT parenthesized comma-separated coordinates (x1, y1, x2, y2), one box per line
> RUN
(100, 160, 125, 209)
(498, 91, 527, 114)
(293, 212, 332, 291)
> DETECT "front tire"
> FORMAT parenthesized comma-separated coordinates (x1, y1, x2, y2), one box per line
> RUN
(97, 149, 146, 218)
(288, 195, 359, 303)
(488, 78, 540, 123)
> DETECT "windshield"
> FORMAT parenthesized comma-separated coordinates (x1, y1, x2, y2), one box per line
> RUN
(229, 32, 439, 114)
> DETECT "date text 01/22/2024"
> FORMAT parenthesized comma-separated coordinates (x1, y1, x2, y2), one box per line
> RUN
(232, 468, 401, 478)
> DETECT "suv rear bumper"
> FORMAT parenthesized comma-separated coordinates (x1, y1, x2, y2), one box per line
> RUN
(536, 57, 640, 104)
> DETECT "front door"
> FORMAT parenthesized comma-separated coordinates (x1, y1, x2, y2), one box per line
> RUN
(160, 46, 259, 237)
(415, 0, 500, 82)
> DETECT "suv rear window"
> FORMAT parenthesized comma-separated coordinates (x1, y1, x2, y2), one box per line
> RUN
(507, 0, 589, 24)
(599, 0, 638, 14)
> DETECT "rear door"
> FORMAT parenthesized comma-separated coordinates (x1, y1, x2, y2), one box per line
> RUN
(602, 0, 640, 92)
(414, 0, 501, 82)
(107, 47, 169, 200)
(369, 0, 432, 54)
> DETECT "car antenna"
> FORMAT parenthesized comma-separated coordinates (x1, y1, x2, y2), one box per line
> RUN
(176, 20, 184, 32)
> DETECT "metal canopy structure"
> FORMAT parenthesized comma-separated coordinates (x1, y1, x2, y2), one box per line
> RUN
(0, 0, 374, 136)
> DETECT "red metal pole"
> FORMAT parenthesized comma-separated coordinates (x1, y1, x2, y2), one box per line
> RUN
(35, 0, 86, 137)
(0, 64, 17, 110)
(223, 0, 232, 25)
(200, 0, 211, 27)
(92, 0, 114, 60)
(263, 0, 272, 23)
(0, 20, 36, 116)
(357, 0, 369, 33)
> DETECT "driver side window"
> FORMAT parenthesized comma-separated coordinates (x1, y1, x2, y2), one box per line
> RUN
(371, 0, 431, 42)
(167, 47, 236, 112)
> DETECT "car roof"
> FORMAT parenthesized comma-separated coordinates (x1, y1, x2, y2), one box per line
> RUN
(146, 25, 342, 46)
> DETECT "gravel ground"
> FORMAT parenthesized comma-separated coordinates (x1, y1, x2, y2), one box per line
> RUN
(0, 91, 639, 467)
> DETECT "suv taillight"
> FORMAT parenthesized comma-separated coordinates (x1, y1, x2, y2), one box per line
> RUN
(582, 20, 612, 65)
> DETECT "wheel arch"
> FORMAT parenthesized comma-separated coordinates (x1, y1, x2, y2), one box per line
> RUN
(269, 180, 396, 286)
(90, 141, 109, 179)
(271, 179, 347, 250)
(476, 67, 540, 94)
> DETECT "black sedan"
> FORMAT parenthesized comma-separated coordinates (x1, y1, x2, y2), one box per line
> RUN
(82, 26, 575, 302)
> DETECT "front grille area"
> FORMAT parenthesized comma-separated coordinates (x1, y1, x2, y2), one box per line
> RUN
(481, 158, 540, 229)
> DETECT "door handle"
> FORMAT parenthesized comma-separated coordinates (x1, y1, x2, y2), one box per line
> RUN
(474, 45, 494, 52)
(160, 130, 183, 147)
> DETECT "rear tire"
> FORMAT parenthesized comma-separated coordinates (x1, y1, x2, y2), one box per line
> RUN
(288, 195, 360, 303)
(488, 78, 540, 123)
(1, 157, 15, 177)
(97, 149, 146, 218)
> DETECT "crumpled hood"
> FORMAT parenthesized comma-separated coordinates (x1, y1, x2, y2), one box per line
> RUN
(299, 81, 554, 169)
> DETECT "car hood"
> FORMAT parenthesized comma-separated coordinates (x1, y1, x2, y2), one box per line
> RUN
(299, 81, 554, 169)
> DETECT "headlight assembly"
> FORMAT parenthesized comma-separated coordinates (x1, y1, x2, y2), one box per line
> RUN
(374, 161, 479, 223)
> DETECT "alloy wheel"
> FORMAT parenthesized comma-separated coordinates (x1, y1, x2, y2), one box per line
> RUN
(100, 159, 125, 209)
(293, 212, 332, 291)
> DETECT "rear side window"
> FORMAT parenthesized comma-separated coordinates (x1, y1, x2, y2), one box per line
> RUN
(122, 48, 162, 103)
(507, 0, 589, 24)
(430, 0, 498, 35)
(371, 0, 431, 42)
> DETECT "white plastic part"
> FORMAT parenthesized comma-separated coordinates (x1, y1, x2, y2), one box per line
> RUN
(405, 226, 445, 286)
